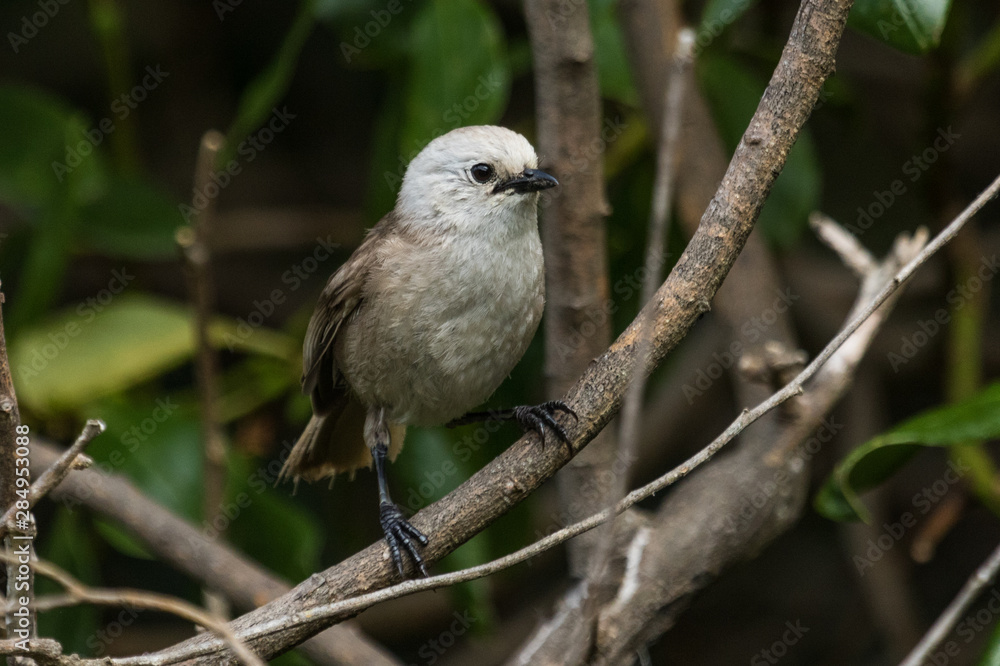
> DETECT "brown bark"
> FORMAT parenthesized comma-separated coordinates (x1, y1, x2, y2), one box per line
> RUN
(525, 0, 616, 575)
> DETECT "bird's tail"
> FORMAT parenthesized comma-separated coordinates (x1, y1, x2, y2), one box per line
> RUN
(278, 399, 406, 484)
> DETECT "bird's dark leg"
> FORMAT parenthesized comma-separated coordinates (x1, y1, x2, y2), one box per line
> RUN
(368, 409, 428, 578)
(447, 400, 578, 452)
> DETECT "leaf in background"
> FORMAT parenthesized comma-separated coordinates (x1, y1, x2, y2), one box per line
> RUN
(395, 427, 495, 624)
(397, 0, 510, 168)
(0, 85, 104, 209)
(220, 0, 317, 165)
(37, 509, 101, 655)
(86, 394, 204, 524)
(815, 382, 1000, 522)
(697, 53, 821, 248)
(224, 452, 322, 581)
(589, 0, 638, 105)
(11, 294, 195, 413)
(217, 355, 299, 423)
(978, 620, 1000, 666)
(77, 176, 184, 259)
(700, 0, 760, 34)
(848, 0, 953, 54)
(0, 86, 109, 328)
(10, 294, 297, 414)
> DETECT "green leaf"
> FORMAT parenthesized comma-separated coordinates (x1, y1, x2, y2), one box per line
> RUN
(77, 176, 184, 259)
(9, 294, 298, 414)
(589, 0, 638, 105)
(221, 0, 317, 165)
(217, 355, 299, 423)
(0, 85, 104, 210)
(848, 0, 953, 54)
(93, 517, 156, 560)
(700, 0, 760, 34)
(397, 0, 510, 166)
(37, 509, 101, 654)
(224, 453, 322, 581)
(977, 619, 1000, 666)
(86, 394, 204, 524)
(697, 53, 821, 248)
(11, 294, 197, 413)
(815, 382, 1000, 522)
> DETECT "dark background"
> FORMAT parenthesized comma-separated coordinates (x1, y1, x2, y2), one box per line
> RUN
(1, 0, 1000, 663)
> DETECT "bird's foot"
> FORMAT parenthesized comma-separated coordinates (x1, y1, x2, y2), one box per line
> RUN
(512, 401, 577, 452)
(379, 501, 429, 578)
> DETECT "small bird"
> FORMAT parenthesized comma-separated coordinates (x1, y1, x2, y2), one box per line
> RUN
(279, 125, 574, 577)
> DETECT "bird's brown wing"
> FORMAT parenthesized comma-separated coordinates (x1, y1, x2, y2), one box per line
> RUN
(301, 211, 397, 410)
(281, 213, 401, 483)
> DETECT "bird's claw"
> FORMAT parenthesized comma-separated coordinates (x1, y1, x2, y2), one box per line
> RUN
(379, 501, 429, 578)
(513, 400, 577, 452)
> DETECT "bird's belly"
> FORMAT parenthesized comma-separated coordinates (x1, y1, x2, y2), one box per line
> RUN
(339, 257, 543, 426)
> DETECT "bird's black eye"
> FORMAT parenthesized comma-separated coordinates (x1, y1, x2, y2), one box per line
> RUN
(470, 163, 495, 184)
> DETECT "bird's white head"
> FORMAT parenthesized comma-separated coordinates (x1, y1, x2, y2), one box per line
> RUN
(396, 126, 558, 237)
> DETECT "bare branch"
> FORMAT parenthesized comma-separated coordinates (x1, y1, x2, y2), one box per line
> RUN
(899, 537, 1000, 666)
(0, 553, 263, 666)
(177, 130, 230, 620)
(28, 440, 400, 666)
(0, 421, 103, 539)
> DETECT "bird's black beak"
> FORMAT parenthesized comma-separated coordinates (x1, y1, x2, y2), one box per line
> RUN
(494, 168, 559, 195)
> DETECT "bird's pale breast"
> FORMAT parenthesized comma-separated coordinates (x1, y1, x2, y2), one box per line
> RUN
(337, 225, 544, 426)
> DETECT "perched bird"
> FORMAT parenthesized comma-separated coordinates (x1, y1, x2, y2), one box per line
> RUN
(279, 125, 574, 577)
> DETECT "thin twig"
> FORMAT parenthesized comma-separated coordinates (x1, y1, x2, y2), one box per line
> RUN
(145, 173, 1000, 663)
(899, 538, 1000, 666)
(600, 27, 695, 583)
(0, 420, 103, 539)
(178, 129, 229, 619)
(0, 553, 264, 666)
(810, 212, 877, 277)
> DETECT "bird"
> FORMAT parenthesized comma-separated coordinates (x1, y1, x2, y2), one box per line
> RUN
(279, 125, 575, 577)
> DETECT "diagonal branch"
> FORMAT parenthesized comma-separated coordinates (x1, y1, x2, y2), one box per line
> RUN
(115, 0, 854, 661)
(27, 441, 400, 666)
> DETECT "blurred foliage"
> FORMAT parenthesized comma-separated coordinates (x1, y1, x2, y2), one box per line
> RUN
(2, 0, 999, 661)
(816, 382, 1000, 522)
